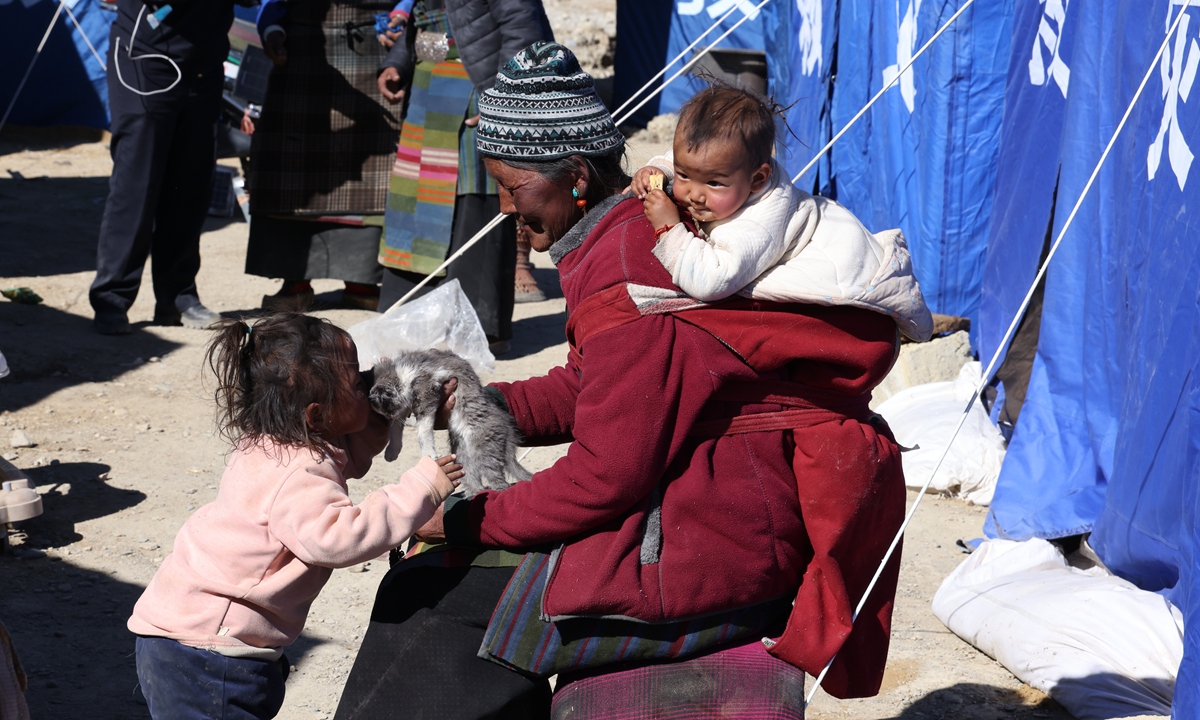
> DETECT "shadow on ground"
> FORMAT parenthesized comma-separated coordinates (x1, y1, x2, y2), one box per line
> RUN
(1, 557, 151, 719)
(20, 462, 145, 547)
(880, 683, 1068, 719)
(508, 309, 567, 361)
(0, 302, 181, 412)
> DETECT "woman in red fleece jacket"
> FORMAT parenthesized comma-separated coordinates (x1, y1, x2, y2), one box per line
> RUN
(334, 44, 908, 720)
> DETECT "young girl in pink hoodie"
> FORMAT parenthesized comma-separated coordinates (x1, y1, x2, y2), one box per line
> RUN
(127, 313, 461, 719)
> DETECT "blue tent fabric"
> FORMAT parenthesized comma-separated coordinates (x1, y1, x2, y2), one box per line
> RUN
(763, 0, 836, 194)
(977, 1, 1200, 711)
(612, 0, 765, 127)
(0, 0, 113, 129)
(821, 0, 1011, 325)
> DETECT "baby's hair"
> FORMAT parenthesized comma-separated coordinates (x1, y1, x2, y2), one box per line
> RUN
(676, 82, 785, 168)
(205, 313, 352, 457)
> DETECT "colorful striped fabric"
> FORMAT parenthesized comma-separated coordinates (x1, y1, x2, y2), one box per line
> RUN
(379, 5, 475, 275)
(478, 552, 793, 678)
(550, 639, 807, 720)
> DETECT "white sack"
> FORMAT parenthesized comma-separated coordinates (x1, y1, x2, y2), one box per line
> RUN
(932, 538, 1182, 720)
(348, 279, 495, 374)
(875, 361, 1005, 504)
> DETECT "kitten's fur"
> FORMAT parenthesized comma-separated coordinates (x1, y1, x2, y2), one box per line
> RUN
(369, 350, 533, 497)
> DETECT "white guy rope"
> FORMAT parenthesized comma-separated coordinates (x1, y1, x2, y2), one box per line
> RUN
(61, 0, 107, 71)
(617, 0, 774, 125)
(792, 0, 978, 186)
(609, 3, 742, 120)
(0, 1, 65, 137)
(384, 1, 774, 312)
(803, 0, 1195, 706)
(518, 447, 534, 462)
(609, 2, 745, 121)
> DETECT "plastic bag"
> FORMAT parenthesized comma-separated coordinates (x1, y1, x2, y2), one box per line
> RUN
(875, 361, 1005, 504)
(933, 538, 1182, 720)
(0, 349, 8, 379)
(348, 279, 495, 374)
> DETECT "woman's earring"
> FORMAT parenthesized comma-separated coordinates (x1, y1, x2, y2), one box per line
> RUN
(573, 187, 587, 209)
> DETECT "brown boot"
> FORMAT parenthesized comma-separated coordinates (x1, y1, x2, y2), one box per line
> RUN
(514, 233, 546, 303)
(262, 280, 315, 312)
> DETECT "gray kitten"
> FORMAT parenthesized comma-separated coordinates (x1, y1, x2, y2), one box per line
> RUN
(369, 349, 533, 497)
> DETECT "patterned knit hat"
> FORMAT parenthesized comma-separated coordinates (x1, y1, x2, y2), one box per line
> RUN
(477, 42, 624, 161)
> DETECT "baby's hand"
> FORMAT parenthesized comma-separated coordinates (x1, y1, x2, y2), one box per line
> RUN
(630, 166, 666, 199)
(435, 454, 463, 486)
(643, 190, 681, 230)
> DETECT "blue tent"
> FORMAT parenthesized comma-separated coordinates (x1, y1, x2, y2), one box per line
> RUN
(0, 0, 113, 129)
(978, 0, 1200, 710)
(767, 0, 1198, 713)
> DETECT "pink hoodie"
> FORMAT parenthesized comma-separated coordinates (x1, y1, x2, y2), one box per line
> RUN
(128, 424, 453, 656)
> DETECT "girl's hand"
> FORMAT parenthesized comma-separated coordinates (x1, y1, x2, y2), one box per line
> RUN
(435, 454, 464, 486)
(630, 166, 665, 199)
(643, 189, 681, 230)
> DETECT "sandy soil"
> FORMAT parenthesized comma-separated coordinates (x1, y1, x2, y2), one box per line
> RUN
(0, 124, 1072, 720)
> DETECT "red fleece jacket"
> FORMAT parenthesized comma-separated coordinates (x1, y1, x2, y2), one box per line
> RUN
(448, 197, 905, 698)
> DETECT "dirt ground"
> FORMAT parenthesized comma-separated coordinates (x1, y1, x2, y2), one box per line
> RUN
(1, 88, 1073, 720)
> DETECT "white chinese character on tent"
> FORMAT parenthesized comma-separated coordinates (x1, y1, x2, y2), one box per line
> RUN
(677, 0, 760, 20)
(882, 0, 922, 114)
(1148, 5, 1200, 191)
(797, 0, 823, 77)
(1029, 0, 1070, 97)
(706, 0, 761, 21)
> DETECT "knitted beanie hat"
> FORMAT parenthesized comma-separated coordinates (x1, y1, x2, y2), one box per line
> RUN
(477, 42, 624, 161)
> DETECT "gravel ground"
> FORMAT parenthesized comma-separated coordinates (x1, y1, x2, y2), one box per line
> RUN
(1, 43, 1073, 718)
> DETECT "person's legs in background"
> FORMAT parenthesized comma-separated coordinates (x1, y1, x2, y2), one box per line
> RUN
(148, 72, 223, 329)
(379, 194, 516, 353)
(513, 226, 545, 304)
(90, 55, 180, 335)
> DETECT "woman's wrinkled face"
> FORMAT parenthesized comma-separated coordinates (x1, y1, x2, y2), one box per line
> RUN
(485, 158, 583, 253)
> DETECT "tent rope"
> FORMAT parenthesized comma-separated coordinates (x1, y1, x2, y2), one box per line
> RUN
(802, 0, 1197, 706)
(791, 0, 978, 186)
(61, 0, 108, 72)
(608, 2, 742, 121)
(383, 0, 776, 313)
(0, 1, 66, 137)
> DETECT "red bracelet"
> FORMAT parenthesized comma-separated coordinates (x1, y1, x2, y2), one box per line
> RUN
(654, 223, 676, 239)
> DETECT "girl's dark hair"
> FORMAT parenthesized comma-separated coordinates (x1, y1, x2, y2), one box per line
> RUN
(205, 313, 351, 456)
(503, 147, 630, 206)
(677, 82, 783, 167)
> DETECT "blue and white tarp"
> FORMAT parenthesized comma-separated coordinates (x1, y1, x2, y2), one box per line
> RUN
(976, 0, 1200, 712)
(822, 0, 1012, 324)
(763, 0, 836, 194)
(0, 0, 113, 129)
(613, 0, 765, 126)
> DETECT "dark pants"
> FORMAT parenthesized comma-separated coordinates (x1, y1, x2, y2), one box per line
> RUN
(135, 637, 288, 720)
(380, 194, 517, 341)
(334, 564, 551, 720)
(90, 38, 222, 318)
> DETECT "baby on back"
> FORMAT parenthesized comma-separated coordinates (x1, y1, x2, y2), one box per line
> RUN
(631, 84, 933, 341)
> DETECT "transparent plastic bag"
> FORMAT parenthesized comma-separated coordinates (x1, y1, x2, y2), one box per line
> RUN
(348, 279, 495, 374)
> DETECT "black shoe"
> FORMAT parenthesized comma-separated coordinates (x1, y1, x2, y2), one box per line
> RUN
(94, 312, 131, 335)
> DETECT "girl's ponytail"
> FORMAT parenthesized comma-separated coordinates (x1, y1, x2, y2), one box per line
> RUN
(206, 319, 257, 449)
